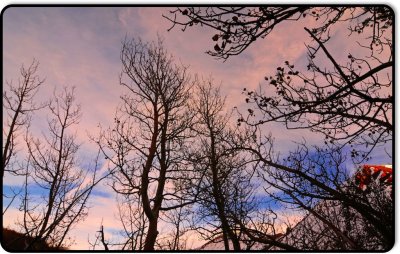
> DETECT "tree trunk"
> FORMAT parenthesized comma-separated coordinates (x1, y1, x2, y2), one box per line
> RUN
(221, 226, 230, 250)
(208, 127, 241, 251)
(227, 228, 241, 250)
(143, 217, 158, 250)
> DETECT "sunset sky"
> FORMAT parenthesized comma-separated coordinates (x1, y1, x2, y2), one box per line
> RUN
(2, 6, 393, 249)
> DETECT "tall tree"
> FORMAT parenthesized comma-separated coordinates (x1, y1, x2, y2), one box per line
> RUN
(189, 80, 256, 250)
(96, 37, 194, 250)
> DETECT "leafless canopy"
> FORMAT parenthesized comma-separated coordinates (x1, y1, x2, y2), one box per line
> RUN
(165, 7, 392, 60)
(187, 80, 258, 250)
(165, 7, 393, 162)
(95, 37, 194, 250)
(20, 87, 100, 249)
(242, 24, 392, 162)
(3, 59, 45, 177)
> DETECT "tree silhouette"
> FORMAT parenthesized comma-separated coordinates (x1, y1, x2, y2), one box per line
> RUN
(155, 197, 192, 250)
(227, 134, 393, 250)
(188, 80, 257, 250)
(165, 7, 309, 59)
(95, 37, 195, 250)
(19, 87, 101, 249)
(3, 59, 45, 178)
(165, 7, 392, 59)
(242, 27, 392, 162)
(166, 6, 393, 161)
(165, 8, 393, 249)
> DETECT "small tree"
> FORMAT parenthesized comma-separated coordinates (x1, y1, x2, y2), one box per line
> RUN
(20, 87, 99, 249)
(89, 195, 148, 250)
(3, 59, 45, 178)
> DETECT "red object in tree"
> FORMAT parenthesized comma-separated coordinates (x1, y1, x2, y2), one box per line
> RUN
(354, 165, 392, 191)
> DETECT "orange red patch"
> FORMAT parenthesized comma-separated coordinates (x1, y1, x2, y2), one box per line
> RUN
(354, 165, 392, 191)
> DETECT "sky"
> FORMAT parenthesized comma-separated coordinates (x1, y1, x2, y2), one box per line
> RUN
(2, 6, 394, 250)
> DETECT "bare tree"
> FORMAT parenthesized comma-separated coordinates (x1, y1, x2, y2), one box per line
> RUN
(3, 59, 45, 178)
(19, 87, 101, 250)
(165, 7, 393, 250)
(241, 26, 392, 162)
(165, 7, 309, 59)
(165, 7, 392, 60)
(187, 80, 258, 250)
(165, 6, 393, 161)
(228, 134, 393, 250)
(3, 186, 23, 215)
(95, 37, 195, 250)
